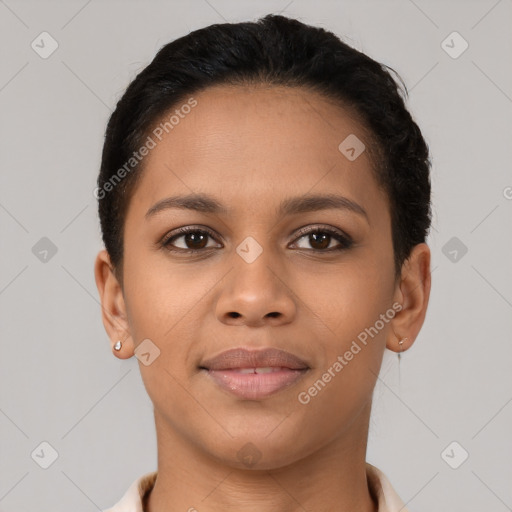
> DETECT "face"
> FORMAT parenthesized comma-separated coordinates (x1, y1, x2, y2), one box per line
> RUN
(95, 84, 430, 470)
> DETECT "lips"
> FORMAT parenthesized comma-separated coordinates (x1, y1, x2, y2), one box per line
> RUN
(200, 347, 310, 400)
(200, 347, 309, 371)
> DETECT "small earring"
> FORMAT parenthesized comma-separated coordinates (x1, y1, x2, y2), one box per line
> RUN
(114, 340, 122, 351)
(397, 337, 407, 388)
(397, 337, 408, 362)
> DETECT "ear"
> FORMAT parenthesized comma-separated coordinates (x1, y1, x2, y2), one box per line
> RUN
(94, 249, 134, 359)
(387, 243, 432, 354)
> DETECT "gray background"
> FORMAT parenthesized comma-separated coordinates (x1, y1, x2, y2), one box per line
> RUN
(1, 0, 511, 510)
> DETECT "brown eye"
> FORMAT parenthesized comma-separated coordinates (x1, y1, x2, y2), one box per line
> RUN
(307, 232, 332, 250)
(161, 227, 221, 253)
(292, 226, 353, 252)
(180, 232, 209, 250)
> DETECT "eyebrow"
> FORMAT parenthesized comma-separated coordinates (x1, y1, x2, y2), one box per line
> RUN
(145, 193, 369, 222)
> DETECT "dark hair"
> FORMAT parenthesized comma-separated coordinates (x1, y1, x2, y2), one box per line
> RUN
(97, 13, 432, 284)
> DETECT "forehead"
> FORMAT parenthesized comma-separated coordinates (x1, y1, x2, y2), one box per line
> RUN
(127, 84, 388, 223)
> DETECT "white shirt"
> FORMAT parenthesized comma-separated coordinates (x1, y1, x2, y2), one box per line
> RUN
(103, 462, 409, 512)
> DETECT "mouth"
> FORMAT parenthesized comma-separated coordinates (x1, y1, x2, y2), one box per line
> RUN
(199, 347, 310, 400)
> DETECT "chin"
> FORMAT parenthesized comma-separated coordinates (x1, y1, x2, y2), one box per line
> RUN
(200, 426, 309, 471)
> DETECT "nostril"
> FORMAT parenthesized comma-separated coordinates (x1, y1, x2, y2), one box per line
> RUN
(228, 312, 241, 318)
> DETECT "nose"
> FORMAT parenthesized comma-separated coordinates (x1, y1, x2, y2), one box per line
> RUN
(215, 245, 297, 327)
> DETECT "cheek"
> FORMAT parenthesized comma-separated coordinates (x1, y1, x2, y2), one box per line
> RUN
(299, 259, 391, 336)
(123, 247, 201, 335)
(122, 250, 221, 388)
(301, 256, 394, 392)
(296, 280, 391, 428)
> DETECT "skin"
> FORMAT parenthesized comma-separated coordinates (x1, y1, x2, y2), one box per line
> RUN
(95, 84, 431, 512)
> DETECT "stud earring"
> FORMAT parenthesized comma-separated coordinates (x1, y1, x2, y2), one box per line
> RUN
(114, 340, 122, 351)
(397, 337, 408, 362)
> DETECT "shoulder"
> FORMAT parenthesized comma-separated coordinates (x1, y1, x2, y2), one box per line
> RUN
(102, 471, 158, 512)
(366, 462, 409, 512)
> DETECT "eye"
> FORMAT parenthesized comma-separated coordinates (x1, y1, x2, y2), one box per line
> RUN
(291, 225, 353, 252)
(160, 226, 221, 253)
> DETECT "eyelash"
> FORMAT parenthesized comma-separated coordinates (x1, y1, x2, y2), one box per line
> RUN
(160, 225, 353, 254)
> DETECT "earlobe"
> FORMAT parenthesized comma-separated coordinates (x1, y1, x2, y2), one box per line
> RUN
(94, 249, 134, 358)
(386, 243, 432, 354)
(112, 338, 133, 359)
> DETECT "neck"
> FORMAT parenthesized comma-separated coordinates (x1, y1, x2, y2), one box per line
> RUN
(146, 403, 378, 512)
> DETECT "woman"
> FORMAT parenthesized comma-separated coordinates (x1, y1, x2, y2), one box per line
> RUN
(95, 13, 432, 512)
